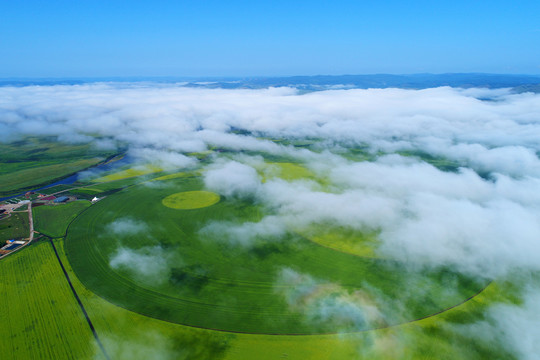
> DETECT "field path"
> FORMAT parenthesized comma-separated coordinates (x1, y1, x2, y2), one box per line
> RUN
(28, 202, 34, 241)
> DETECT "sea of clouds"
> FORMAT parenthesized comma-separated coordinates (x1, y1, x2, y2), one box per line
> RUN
(2, 83, 540, 358)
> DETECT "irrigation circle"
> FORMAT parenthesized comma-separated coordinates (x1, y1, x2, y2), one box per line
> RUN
(162, 191, 220, 210)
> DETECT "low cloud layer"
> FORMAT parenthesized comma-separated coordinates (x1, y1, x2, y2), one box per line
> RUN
(106, 217, 149, 236)
(204, 160, 261, 198)
(2, 84, 540, 171)
(2, 83, 540, 358)
(486, 287, 540, 360)
(275, 268, 387, 331)
(109, 246, 174, 286)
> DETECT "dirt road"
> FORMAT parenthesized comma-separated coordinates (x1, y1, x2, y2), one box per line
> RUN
(28, 202, 34, 241)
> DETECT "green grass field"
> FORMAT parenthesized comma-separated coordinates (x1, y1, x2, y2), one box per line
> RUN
(0, 240, 100, 360)
(298, 224, 381, 258)
(0, 137, 117, 195)
(257, 162, 315, 182)
(33, 201, 92, 237)
(91, 166, 163, 183)
(162, 190, 220, 209)
(69, 178, 139, 195)
(65, 174, 488, 335)
(151, 171, 200, 182)
(55, 239, 234, 360)
(0, 158, 103, 195)
(0, 236, 516, 360)
(69, 187, 103, 195)
(40, 184, 79, 195)
(0, 144, 524, 359)
(0, 212, 30, 240)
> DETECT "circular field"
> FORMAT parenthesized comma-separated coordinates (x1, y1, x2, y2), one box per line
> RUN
(65, 175, 488, 335)
(162, 191, 220, 209)
(298, 225, 381, 258)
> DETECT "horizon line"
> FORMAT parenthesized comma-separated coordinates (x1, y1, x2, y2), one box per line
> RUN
(1, 72, 540, 82)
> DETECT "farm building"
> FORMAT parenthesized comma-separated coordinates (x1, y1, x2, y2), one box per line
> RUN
(54, 196, 69, 203)
(3, 243, 22, 251)
(0, 240, 25, 252)
(41, 195, 56, 201)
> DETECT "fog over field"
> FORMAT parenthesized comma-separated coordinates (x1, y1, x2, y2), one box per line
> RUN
(2, 84, 540, 357)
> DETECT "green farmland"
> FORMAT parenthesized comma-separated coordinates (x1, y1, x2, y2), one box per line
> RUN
(0, 143, 525, 359)
(0, 137, 118, 196)
(0, 240, 100, 359)
(0, 236, 516, 360)
(33, 200, 92, 237)
(65, 174, 488, 334)
(0, 204, 515, 360)
(0, 212, 29, 240)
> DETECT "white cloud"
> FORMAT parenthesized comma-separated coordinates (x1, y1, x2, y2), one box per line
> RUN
(106, 217, 149, 236)
(274, 268, 386, 331)
(128, 147, 198, 169)
(201, 215, 286, 246)
(2, 85, 540, 163)
(487, 287, 540, 360)
(3, 83, 540, 358)
(457, 286, 540, 360)
(109, 246, 175, 286)
(203, 160, 261, 198)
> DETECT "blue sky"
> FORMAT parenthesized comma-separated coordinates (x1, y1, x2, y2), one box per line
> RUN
(1, 0, 540, 77)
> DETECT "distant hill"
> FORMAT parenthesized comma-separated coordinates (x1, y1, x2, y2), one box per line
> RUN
(191, 73, 540, 92)
(1, 73, 540, 92)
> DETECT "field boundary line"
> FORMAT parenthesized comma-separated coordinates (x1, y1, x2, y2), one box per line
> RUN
(48, 239, 111, 360)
